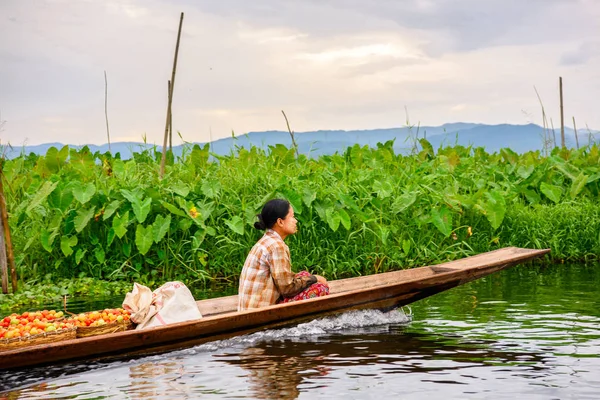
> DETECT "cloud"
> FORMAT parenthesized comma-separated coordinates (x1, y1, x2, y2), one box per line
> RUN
(188, 0, 598, 53)
(0, 0, 599, 146)
(560, 41, 600, 65)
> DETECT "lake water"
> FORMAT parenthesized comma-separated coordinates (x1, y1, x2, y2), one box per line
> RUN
(1, 263, 599, 399)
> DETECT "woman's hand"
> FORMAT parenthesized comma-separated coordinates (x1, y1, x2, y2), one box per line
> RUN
(314, 274, 327, 284)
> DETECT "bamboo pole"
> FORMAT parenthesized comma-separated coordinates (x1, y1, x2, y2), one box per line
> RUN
(534, 85, 551, 156)
(0, 170, 16, 293)
(160, 12, 184, 178)
(0, 215, 7, 294)
(168, 80, 173, 152)
(573, 116, 579, 149)
(104, 70, 111, 153)
(559, 77, 565, 148)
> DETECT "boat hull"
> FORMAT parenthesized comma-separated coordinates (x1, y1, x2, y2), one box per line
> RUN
(0, 247, 549, 370)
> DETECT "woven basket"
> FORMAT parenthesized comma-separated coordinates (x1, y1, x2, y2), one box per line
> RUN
(0, 327, 77, 351)
(76, 320, 133, 338)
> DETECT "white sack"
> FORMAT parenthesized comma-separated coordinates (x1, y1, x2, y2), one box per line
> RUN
(122, 281, 202, 330)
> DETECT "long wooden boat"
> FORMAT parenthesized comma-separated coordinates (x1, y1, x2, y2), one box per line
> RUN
(1, 247, 549, 370)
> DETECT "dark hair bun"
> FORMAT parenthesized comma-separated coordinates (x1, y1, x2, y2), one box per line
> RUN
(254, 214, 267, 230)
(255, 199, 290, 231)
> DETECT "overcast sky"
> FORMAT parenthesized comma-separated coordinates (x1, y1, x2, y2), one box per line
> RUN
(1, 0, 599, 146)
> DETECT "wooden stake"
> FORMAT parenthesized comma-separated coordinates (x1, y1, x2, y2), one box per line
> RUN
(281, 110, 299, 158)
(104, 70, 111, 153)
(572, 116, 579, 149)
(0, 170, 16, 293)
(160, 12, 184, 178)
(559, 77, 565, 148)
(0, 215, 7, 294)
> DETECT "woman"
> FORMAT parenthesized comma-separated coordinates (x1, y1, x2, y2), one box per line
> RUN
(238, 199, 328, 311)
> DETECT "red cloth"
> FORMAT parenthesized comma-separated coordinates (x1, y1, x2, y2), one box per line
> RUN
(279, 271, 330, 303)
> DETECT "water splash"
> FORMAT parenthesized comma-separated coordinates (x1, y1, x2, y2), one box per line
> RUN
(181, 308, 411, 354)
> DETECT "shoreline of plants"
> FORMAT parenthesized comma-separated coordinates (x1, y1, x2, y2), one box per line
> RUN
(0, 140, 599, 310)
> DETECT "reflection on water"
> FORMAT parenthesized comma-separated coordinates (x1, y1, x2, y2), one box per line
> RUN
(125, 360, 186, 399)
(1, 263, 599, 399)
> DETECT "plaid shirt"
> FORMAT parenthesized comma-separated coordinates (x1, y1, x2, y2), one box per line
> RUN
(238, 229, 316, 311)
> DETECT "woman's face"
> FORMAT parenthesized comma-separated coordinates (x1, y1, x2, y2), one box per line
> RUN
(277, 206, 297, 237)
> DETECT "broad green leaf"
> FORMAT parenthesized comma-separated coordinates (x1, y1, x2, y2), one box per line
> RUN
(120, 189, 140, 205)
(521, 188, 541, 205)
(190, 143, 209, 169)
(112, 211, 130, 239)
(540, 182, 563, 204)
(302, 187, 317, 207)
(193, 228, 207, 248)
(23, 235, 36, 252)
(46, 146, 65, 173)
(350, 144, 364, 167)
(94, 247, 105, 263)
(60, 235, 78, 257)
(112, 159, 125, 177)
(74, 206, 95, 233)
(161, 201, 186, 217)
(122, 242, 132, 257)
(516, 165, 534, 179)
(338, 194, 359, 212)
(75, 248, 87, 265)
(325, 208, 341, 232)
(40, 228, 58, 253)
(135, 224, 154, 255)
(69, 146, 95, 174)
(169, 180, 190, 197)
(431, 206, 452, 237)
(245, 206, 257, 225)
(225, 216, 245, 235)
(179, 218, 193, 231)
(587, 173, 600, 184)
(373, 180, 393, 199)
(482, 190, 506, 230)
(152, 214, 171, 243)
(338, 208, 351, 230)
(313, 200, 330, 222)
(402, 239, 411, 255)
(201, 180, 221, 199)
(131, 197, 152, 223)
(281, 189, 303, 214)
(48, 186, 74, 212)
(569, 173, 588, 200)
(550, 156, 579, 180)
(391, 192, 417, 214)
(379, 225, 390, 246)
(58, 145, 69, 163)
(500, 148, 519, 165)
(103, 200, 122, 221)
(418, 138, 434, 159)
(26, 181, 58, 213)
(339, 193, 369, 221)
(72, 182, 96, 205)
(176, 197, 192, 214)
(107, 228, 116, 247)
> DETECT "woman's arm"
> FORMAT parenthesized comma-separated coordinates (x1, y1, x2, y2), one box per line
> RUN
(270, 244, 317, 297)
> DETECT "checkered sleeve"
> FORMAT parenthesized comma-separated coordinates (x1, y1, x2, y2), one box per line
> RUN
(270, 242, 317, 298)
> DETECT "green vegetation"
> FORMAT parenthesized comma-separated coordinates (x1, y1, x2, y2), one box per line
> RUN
(1, 140, 599, 300)
(0, 277, 131, 313)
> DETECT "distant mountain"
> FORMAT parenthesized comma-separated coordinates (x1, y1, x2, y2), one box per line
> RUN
(3, 123, 597, 160)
